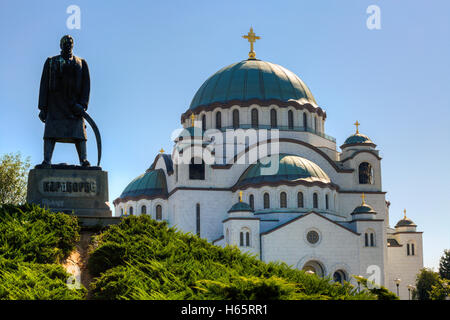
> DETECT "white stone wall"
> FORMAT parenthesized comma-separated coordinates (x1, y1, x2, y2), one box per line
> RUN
(222, 217, 260, 258)
(261, 213, 362, 285)
(112, 99, 423, 298)
(386, 231, 423, 299)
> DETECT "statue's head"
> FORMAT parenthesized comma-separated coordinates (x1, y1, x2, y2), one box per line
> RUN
(60, 35, 74, 53)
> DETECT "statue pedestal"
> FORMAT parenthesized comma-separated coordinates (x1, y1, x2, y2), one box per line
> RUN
(26, 165, 112, 217)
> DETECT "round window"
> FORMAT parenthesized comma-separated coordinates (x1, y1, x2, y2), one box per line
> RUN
(306, 230, 319, 244)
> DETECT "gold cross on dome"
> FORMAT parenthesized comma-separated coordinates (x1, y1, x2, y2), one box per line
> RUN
(242, 27, 260, 59)
(354, 121, 360, 134)
(361, 193, 366, 205)
(403, 209, 407, 219)
(190, 113, 195, 127)
(239, 191, 243, 202)
(159, 148, 165, 154)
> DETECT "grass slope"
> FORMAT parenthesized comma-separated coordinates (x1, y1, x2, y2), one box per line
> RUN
(0, 204, 86, 300)
(88, 215, 377, 300)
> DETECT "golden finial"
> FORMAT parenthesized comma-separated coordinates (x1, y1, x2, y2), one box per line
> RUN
(361, 193, 366, 205)
(403, 209, 407, 219)
(239, 191, 243, 202)
(242, 27, 260, 60)
(190, 113, 195, 127)
(354, 120, 360, 134)
(159, 148, 165, 154)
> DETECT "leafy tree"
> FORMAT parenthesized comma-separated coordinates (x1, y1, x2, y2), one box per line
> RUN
(413, 268, 441, 300)
(429, 277, 449, 300)
(439, 249, 450, 280)
(0, 153, 30, 205)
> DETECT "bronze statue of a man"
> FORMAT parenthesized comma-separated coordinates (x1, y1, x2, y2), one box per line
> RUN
(38, 35, 91, 167)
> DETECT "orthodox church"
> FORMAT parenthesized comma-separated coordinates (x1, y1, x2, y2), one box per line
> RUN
(113, 29, 423, 299)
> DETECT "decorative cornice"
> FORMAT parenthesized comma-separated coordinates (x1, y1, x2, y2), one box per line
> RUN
(348, 218, 384, 222)
(340, 142, 377, 150)
(113, 193, 169, 206)
(168, 186, 230, 197)
(339, 190, 386, 194)
(181, 99, 327, 123)
(231, 179, 339, 192)
(222, 217, 261, 223)
(393, 231, 423, 235)
(260, 211, 360, 236)
(229, 138, 353, 173)
(340, 149, 382, 162)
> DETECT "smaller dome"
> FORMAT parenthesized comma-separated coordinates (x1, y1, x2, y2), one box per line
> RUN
(343, 133, 373, 146)
(395, 217, 417, 228)
(351, 203, 376, 215)
(236, 154, 331, 189)
(228, 201, 254, 213)
(119, 169, 167, 199)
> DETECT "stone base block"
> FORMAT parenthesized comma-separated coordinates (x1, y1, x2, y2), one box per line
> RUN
(26, 165, 112, 217)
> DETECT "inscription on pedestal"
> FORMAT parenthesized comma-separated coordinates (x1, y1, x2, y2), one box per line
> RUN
(27, 167, 112, 217)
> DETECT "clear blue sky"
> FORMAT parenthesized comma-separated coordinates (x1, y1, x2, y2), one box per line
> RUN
(0, 0, 448, 270)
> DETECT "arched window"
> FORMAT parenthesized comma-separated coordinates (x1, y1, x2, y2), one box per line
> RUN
(141, 205, 147, 215)
(333, 270, 347, 284)
(120, 208, 123, 216)
(303, 113, 307, 129)
(156, 205, 162, 220)
(263, 193, 270, 209)
(249, 194, 254, 210)
(407, 243, 415, 256)
(365, 231, 375, 247)
(189, 158, 205, 180)
(270, 109, 277, 128)
(215, 111, 222, 129)
(325, 195, 329, 210)
(232, 109, 239, 129)
(288, 110, 294, 129)
(202, 114, 206, 131)
(313, 193, 318, 209)
(251, 109, 259, 128)
(129, 206, 133, 215)
(314, 117, 318, 133)
(239, 228, 251, 247)
(359, 162, 373, 184)
(196, 203, 200, 236)
(297, 192, 304, 208)
(226, 228, 230, 243)
(280, 192, 287, 208)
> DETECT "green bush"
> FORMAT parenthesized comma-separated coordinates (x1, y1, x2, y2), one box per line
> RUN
(89, 215, 377, 300)
(0, 204, 85, 300)
(0, 204, 80, 263)
(0, 258, 86, 300)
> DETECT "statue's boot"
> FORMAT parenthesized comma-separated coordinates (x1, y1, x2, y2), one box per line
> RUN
(41, 139, 55, 168)
(76, 140, 90, 167)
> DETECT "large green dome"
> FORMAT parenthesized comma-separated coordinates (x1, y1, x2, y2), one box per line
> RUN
(235, 154, 330, 189)
(189, 59, 317, 111)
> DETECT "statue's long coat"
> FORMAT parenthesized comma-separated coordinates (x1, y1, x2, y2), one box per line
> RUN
(38, 55, 90, 142)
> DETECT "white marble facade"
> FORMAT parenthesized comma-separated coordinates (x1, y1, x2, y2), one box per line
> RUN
(113, 57, 423, 299)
